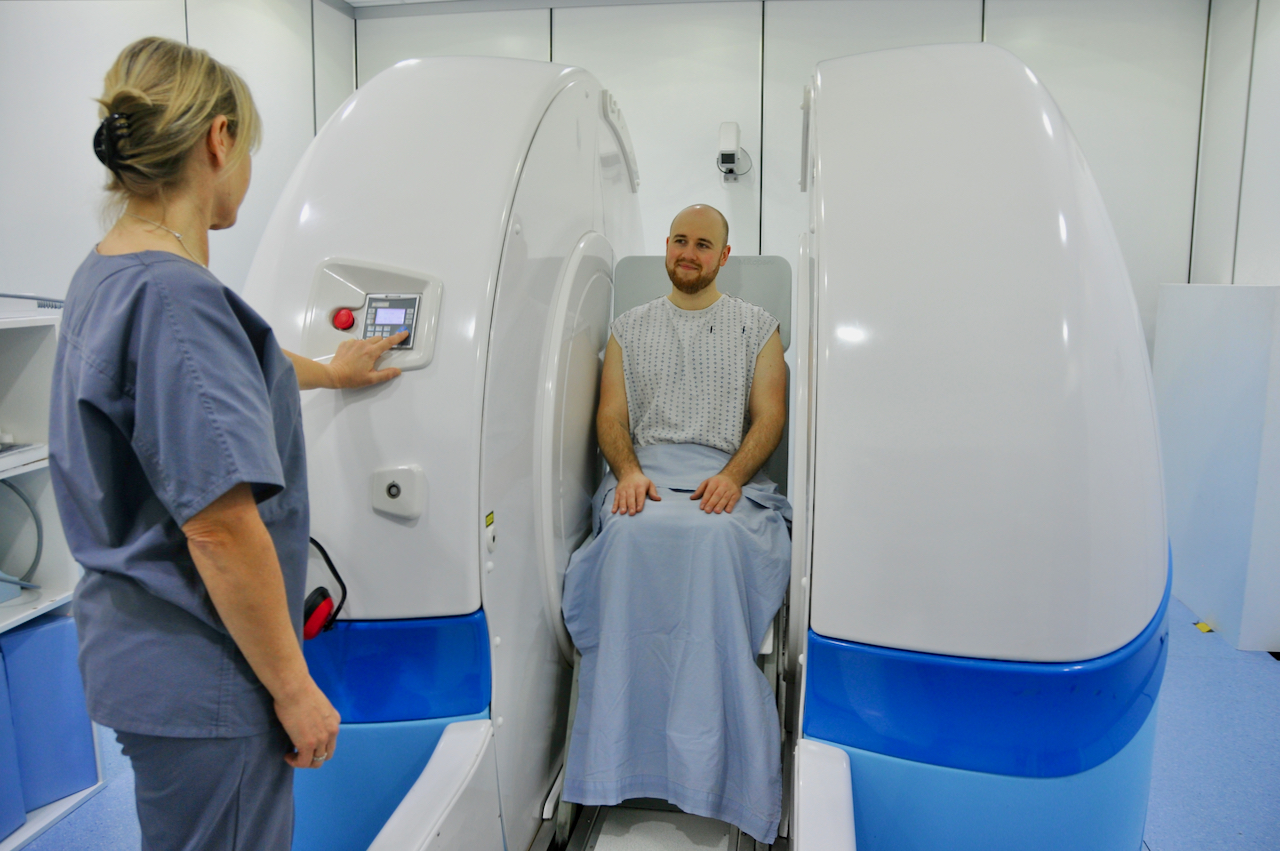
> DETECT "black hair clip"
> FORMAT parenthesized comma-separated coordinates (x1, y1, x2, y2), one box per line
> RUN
(93, 112, 134, 174)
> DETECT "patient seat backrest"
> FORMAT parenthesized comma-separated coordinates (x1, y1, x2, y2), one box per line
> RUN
(612, 256, 793, 492)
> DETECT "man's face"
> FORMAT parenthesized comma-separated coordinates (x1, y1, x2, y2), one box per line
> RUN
(666, 211, 729, 294)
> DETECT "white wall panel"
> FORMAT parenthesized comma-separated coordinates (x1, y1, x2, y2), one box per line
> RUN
(761, 0, 981, 264)
(188, 0, 316, 293)
(554, 2, 764, 254)
(0, 0, 186, 303)
(1191, 0, 1258, 284)
(986, 0, 1209, 357)
(315, 0, 357, 131)
(356, 9, 550, 86)
(1236, 0, 1280, 284)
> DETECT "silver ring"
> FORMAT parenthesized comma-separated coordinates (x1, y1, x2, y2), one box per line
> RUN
(312, 753, 327, 763)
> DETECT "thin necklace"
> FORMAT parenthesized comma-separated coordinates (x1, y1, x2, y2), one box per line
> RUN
(125, 212, 205, 267)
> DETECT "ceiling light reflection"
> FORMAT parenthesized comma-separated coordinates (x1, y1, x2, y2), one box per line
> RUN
(836, 325, 868, 344)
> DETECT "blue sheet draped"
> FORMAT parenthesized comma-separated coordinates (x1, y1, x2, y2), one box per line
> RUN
(561, 443, 792, 843)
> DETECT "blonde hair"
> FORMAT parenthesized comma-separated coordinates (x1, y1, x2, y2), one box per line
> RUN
(96, 37, 261, 212)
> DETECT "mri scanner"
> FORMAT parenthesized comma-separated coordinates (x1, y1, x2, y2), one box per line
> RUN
(241, 44, 1168, 851)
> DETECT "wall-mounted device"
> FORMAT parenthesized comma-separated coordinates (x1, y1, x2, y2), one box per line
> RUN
(717, 121, 753, 184)
(301, 260, 443, 372)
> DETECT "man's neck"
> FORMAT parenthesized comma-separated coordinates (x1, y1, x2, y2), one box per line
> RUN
(667, 282, 722, 311)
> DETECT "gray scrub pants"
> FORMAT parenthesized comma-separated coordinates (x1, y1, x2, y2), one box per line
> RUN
(116, 726, 294, 851)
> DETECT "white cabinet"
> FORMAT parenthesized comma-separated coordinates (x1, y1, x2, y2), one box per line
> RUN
(0, 311, 103, 851)
(0, 314, 79, 631)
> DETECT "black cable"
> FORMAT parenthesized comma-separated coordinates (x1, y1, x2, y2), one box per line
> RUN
(1, 479, 42, 585)
(308, 537, 347, 624)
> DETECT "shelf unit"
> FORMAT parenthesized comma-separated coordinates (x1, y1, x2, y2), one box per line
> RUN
(0, 311, 104, 849)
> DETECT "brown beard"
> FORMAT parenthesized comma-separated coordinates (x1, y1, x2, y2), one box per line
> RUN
(666, 259, 720, 294)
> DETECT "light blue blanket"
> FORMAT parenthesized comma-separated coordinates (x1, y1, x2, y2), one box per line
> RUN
(561, 443, 792, 843)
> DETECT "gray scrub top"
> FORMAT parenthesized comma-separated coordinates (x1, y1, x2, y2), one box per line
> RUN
(49, 250, 309, 738)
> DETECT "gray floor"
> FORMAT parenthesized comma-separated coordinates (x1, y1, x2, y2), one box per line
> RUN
(22, 596, 1280, 851)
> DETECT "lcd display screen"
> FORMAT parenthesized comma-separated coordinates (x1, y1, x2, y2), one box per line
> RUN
(375, 308, 407, 325)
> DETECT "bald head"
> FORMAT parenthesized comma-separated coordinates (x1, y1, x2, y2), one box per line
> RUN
(665, 204, 732, 297)
(670, 204, 729, 250)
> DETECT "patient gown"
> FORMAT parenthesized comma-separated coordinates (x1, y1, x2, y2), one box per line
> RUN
(561, 443, 792, 843)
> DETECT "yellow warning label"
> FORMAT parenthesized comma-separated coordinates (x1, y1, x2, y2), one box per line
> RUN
(1195, 622, 1213, 633)
(485, 512, 495, 527)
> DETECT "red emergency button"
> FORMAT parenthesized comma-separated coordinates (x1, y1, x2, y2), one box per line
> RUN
(332, 308, 355, 331)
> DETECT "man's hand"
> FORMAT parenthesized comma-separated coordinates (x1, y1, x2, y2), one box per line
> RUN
(327, 331, 409, 389)
(691, 473, 741, 514)
(275, 679, 341, 769)
(613, 471, 660, 515)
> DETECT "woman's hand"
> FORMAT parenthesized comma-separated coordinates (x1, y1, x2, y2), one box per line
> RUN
(284, 331, 408, 390)
(275, 679, 342, 769)
(326, 331, 408, 389)
(183, 484, 342, 769)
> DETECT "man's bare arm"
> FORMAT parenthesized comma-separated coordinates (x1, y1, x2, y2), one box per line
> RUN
(598, 335, 659, 515)
(692, 329, 786, 513)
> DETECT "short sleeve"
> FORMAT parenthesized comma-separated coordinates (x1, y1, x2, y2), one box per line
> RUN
(755, 308, 780, 357)
(129, 269, 285, 527)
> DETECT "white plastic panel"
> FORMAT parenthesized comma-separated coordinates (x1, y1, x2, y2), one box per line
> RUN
(794, 739, 856, 851)
(536, 232, 614, 662)
(356, 8, 550, 85)
(985, 0, 1210, 355)
(807, 45, 1167, 663)
(189, 0, 317, 293)
(553, 1, 763, 253)
(0, 0, 186, 302)
(301, 260, 442, 371)
(1235, 0, 1280, 284)
(1190, 0, 1259, 284)
(243, 58, 586, 619)
(368, 720, 504, 851)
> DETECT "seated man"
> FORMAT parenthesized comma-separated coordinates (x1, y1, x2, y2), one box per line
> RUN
(561, 204, 790, 844)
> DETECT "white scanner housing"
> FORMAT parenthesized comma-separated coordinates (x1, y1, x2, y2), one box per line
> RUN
(801, 45, 1167, 663)
(242, 57, 641, 851)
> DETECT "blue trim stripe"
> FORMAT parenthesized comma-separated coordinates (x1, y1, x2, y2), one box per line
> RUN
(803, 559, 1171, 778)
(304, 610, 491, 723)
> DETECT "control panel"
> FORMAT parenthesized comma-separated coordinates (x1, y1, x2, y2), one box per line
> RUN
(361, 294, 420, 349)
(302, 260, 443, 372)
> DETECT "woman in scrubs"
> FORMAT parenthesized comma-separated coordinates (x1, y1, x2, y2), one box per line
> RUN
(47, 37, 401, 849)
